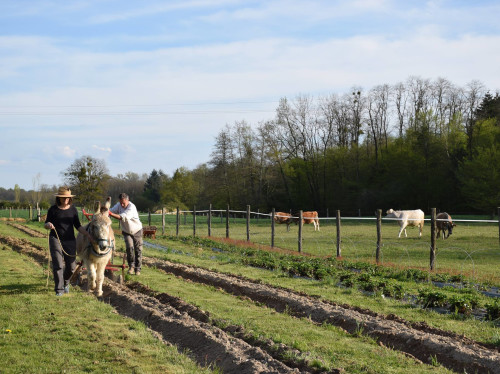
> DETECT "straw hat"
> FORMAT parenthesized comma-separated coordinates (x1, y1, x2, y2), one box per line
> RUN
(54, 186, 75, 197)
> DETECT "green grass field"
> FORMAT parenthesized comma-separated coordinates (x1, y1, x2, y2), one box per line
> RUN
(0, 243, 214, 374)
(2, 219, 499, 373)
(142, 213, 500, 285)
(6, 207, 499, 284)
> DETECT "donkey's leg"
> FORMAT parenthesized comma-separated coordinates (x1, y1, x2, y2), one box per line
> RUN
(88, 262, 97, 291)
(95, 260, 106, 297)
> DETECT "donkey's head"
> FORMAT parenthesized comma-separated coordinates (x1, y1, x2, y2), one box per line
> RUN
(88, 197, 113, 254)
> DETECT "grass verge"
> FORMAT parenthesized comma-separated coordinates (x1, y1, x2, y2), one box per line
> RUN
(0, 242, 213, 374)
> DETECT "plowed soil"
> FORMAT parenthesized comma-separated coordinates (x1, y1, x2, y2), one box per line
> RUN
(7, 222, 47, 238)
(1, 233, 499, 374)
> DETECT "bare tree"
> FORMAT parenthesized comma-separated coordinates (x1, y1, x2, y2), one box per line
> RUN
(407, 76, 432, 130)
(259, 120, 293, 207)
(347, 88, 364, 147)
(431, 77, 454, 135)
(366, 84, 391, 165)
(31, 173, 42, 207)
(275, 95, 323, 206)
(393, 81, 409, 138)
(318, 93, 351, 147)
(462, 80, 486, 157)
(210, 125, 235, 204)
(107, 172, 146, 202)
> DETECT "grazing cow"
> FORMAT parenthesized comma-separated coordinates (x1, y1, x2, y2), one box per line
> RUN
(386, 209, 424, 238)
(274, 212, 292, 231)
(76, 198, 114, 297)
(436, 212, 456, 239)
(295, 211, 320, 231)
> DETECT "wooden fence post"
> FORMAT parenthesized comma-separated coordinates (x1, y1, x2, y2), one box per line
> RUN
(29, 205, 32, 220)
(176, 206, 179, 237)
(246, 205, 250, 241)
(336, 210, 341, 258)
(271, 208, 275, 248)
(208, 204, 212, 237)
(9, 207, 12, 219)
(193, 205, 196, 237)
(298, 210, 303, 253)
(430, 208, 436, 271)
(162, 207, 165, 235)
(148, 210, 151, 226)
(376, 209, 382, 264)
(226, 205, 230, 239)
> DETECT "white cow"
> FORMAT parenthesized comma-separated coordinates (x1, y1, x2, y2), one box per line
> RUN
(386, 209, 425, 238)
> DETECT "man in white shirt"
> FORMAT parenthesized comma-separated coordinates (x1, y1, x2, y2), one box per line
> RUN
(109, 193, 143, 275)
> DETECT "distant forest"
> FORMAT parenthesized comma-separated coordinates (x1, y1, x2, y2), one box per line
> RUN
(2, 77, 499, 216)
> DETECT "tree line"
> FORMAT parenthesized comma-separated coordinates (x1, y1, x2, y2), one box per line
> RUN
(2, 76, 499, 216)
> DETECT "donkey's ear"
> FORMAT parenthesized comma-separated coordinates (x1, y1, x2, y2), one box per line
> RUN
(105, 196, 112, 209)
(93, 201, 101, 214)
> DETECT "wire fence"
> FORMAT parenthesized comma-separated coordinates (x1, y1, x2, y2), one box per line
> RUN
(2, 206, 499, 282)
(134, 206, 500, 282)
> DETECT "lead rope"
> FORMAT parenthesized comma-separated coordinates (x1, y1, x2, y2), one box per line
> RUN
(46, 232, 51, 288)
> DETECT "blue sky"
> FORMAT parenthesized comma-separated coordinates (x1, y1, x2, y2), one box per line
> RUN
(1, 0, 500, 190)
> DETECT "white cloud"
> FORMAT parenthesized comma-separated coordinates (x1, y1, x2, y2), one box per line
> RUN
(92, 145, 112, 153)
(1, 0, 500, 189)
(60, 146, 76, 158)
(0, 159, 9, 165)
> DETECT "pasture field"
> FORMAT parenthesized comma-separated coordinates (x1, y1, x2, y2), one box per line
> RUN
(144, 213, 500, 285)
(2, 218, 500, 373)
(0, 208, 46, 220)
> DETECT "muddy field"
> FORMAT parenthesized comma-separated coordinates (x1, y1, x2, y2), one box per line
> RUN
(1, 230, 499, 374)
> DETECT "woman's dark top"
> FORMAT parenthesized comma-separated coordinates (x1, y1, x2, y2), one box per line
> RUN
(45, 205, 82, 253)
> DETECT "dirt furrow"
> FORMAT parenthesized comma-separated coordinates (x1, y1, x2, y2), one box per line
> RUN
(7, 222, 47, 238)
(101, 281, 299, 373)
(142, 256, 500, 374)
(127, 282, 335, 374)
(0, 234, 301, 373)
(1, 234, 49, 264)
(3, 233, 499, 373)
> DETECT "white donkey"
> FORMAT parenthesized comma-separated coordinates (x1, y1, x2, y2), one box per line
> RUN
(76, 197, 114, 297)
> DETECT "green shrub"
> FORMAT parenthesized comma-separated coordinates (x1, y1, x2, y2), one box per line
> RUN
(448, 294, 480, 315)
(339, 272, 357, 287)
(418, 288, 448, 308)
(485, 299, 500, 320)
(449, 274, 464, 283)
(378, 279, 405, 299)
(430, 273, 450, 283)
(359, 279, 380, 293)
(358, 273, 372, 283)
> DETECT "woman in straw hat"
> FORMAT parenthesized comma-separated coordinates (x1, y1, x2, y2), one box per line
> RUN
(44, 187, 93, 296)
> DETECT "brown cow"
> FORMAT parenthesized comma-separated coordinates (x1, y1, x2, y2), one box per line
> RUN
(294, 211, 320, 231)
(436, 212, 456, 239)
(274, 212, 292, 231)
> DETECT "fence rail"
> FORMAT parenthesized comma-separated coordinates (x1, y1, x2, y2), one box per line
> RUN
(134, 206, 500, 274)
(3, 206, 499, 278)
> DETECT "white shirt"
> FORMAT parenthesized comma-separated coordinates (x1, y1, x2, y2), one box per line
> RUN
(110, 201, 143, 235)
